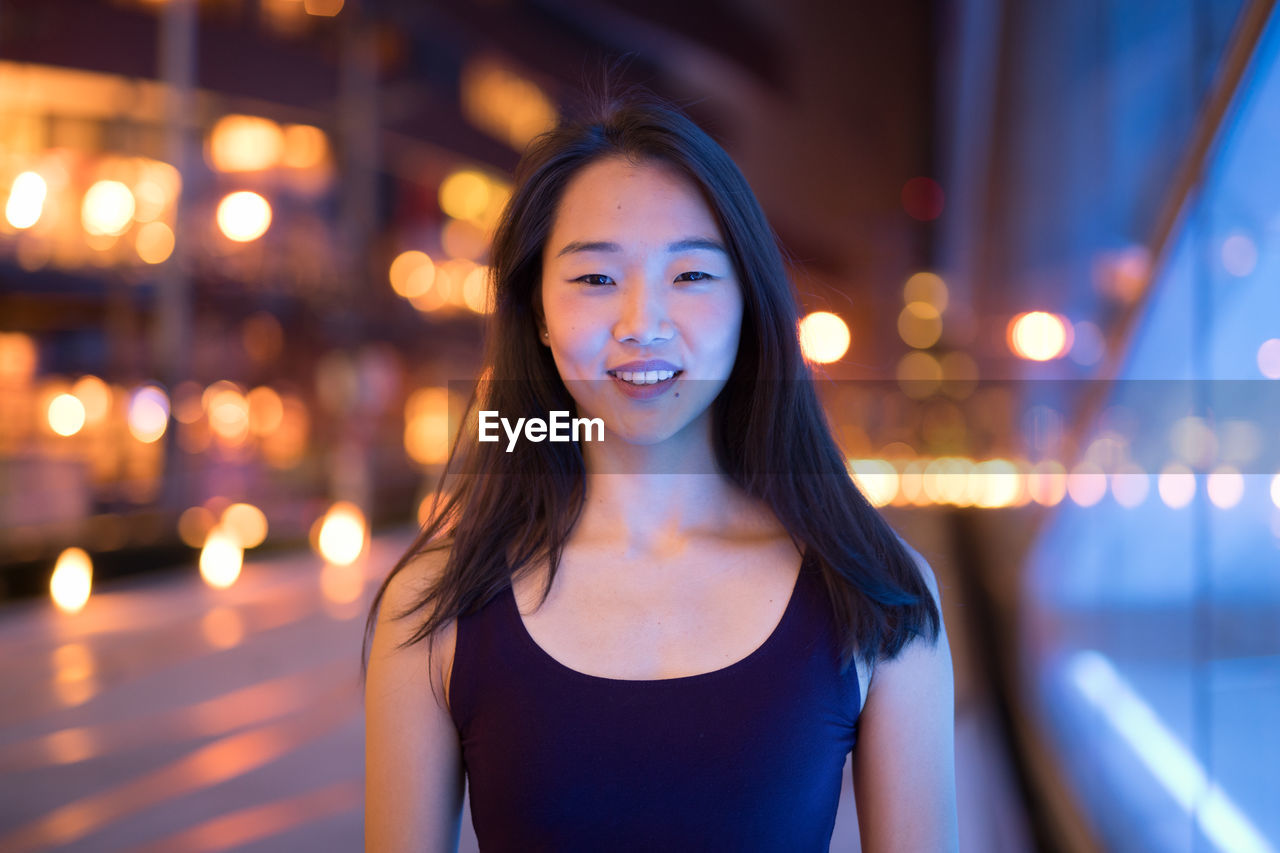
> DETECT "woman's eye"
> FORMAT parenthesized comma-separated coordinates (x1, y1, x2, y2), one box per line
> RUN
(573, 274, 614, 286)
(676, 271, 716, 283)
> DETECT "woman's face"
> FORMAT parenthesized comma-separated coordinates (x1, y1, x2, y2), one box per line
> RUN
(539, 156, 743, 446)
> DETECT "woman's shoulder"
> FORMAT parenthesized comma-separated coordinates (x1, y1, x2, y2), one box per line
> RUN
(379, 542, 458, 711)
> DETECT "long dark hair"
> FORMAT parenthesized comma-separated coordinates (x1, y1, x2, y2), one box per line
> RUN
(361, 91, 939, 693)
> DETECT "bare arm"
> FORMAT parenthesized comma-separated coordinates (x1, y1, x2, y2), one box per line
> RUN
(365, 549, 465, 852)
(852, 540, 959, 852)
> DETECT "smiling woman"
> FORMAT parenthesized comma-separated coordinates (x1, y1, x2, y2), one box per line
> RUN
(362, 90, 958, 852)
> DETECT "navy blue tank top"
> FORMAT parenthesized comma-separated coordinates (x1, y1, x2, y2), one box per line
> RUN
(447, 554, 863, 851)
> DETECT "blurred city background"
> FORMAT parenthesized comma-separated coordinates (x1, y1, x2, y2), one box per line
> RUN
(1, 0, 1278, 850)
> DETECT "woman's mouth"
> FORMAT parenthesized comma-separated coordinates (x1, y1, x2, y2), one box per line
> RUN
(607, 369, 683, 399)
(608, 369, 680, 385)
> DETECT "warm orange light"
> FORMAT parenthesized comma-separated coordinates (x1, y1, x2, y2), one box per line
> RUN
(304, 0, 344, 15)
(439, 170, 491, 222)
(798, 311, 851, 364)
(897, 301, 942, 349)
(247, 386, 284, 435)
(222, 503, 269, 549)
(0, 332, 38, 384)
(208, 115, 285, 172)
(178, 505, 217, 548)
(405, 388, 450, 465)
(848, 459, 898, 507)
(216, 191, 272, 242)
(971, 459, 1021, 508)
(200, 527, 244, 588)
(389, 250, 435, 298)
(1008, 311, 1070, 361)
(903, 271, 948, 312)
(281, 124, 329, 169)
(317, 502, 366, 565)
(460, 56, 558, 150)
(6, 171, 47, 229)
(205, 381, 251, 444)
(48, 393, 86, 436)
(72, 375, 112, 424)
(50, 548, 93, 613)
(896, 351, 942, 399)
(82, 180, 136, 236)
(461, 265, 493, 314)
(135, 221, 175, 264)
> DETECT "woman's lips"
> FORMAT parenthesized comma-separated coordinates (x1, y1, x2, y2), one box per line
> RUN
(609, 370, 681, 400)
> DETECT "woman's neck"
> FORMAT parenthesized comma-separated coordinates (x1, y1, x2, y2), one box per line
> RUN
(572, 418, 781, 558)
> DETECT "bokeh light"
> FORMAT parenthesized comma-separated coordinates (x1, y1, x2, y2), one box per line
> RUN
(281, 124, 329, 169)
(50, 548, 93, 613)
(971, 459, 1022, 508)
(216, 191, 272, 242)
(1027, 460, 1068, 506)
(6, 171, 48, 229)
(48, 393, 87, 437)
(208, 115, 285, 172)
(1068, 320, 1106, 366)
(221, 503, 269, 549)
(461, 265, 493, 314)
(439, 170, 491, 223)
(135, 221, 175, 264)
(896, 351, 943, 399)
(389, 250, 435, 299)
(1158, 463, 1196, 508)
(178, 505, 217, 548)
(0, 332, 38, 384)
(1066, 462, 1107, 506)
(1110, 464, 1149, 508)
(128, 385, 170, 443)
(316, 501, 366, 565)
(798, 311, 851, 364)
(1221, 233, 1258, 277)
(1009, 311, 1070, 361)
(903, 271, 949, 312)
(1257, 339, 1280, 379)
(200, 527, 244, 589)
(72, 375, 112, 424)
(405, 387, 450, 465)
(898, 301, 943, 349)
(849, 459, 899, 507)
(1206, 466, 1244, 508)
(82, 180, 136, 236)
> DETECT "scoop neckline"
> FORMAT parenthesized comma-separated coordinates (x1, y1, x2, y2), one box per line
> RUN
(505, 556, 807, 685)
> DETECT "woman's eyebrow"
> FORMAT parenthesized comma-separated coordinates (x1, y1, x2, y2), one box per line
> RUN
(554, 237, 728, 258)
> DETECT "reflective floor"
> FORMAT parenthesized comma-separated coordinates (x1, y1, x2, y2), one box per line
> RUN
(0, 527, 1029, 852)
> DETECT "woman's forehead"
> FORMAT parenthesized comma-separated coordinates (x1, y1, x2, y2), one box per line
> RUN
(548, 159, 722, 253)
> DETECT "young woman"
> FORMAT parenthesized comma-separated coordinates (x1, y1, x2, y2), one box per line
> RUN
(363, 93, 958, 852)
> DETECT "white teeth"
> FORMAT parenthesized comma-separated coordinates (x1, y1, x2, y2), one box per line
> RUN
(614, 369, 676, 385)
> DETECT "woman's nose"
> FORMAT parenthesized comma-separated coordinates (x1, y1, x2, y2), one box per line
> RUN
(612, 278, 673, 345)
